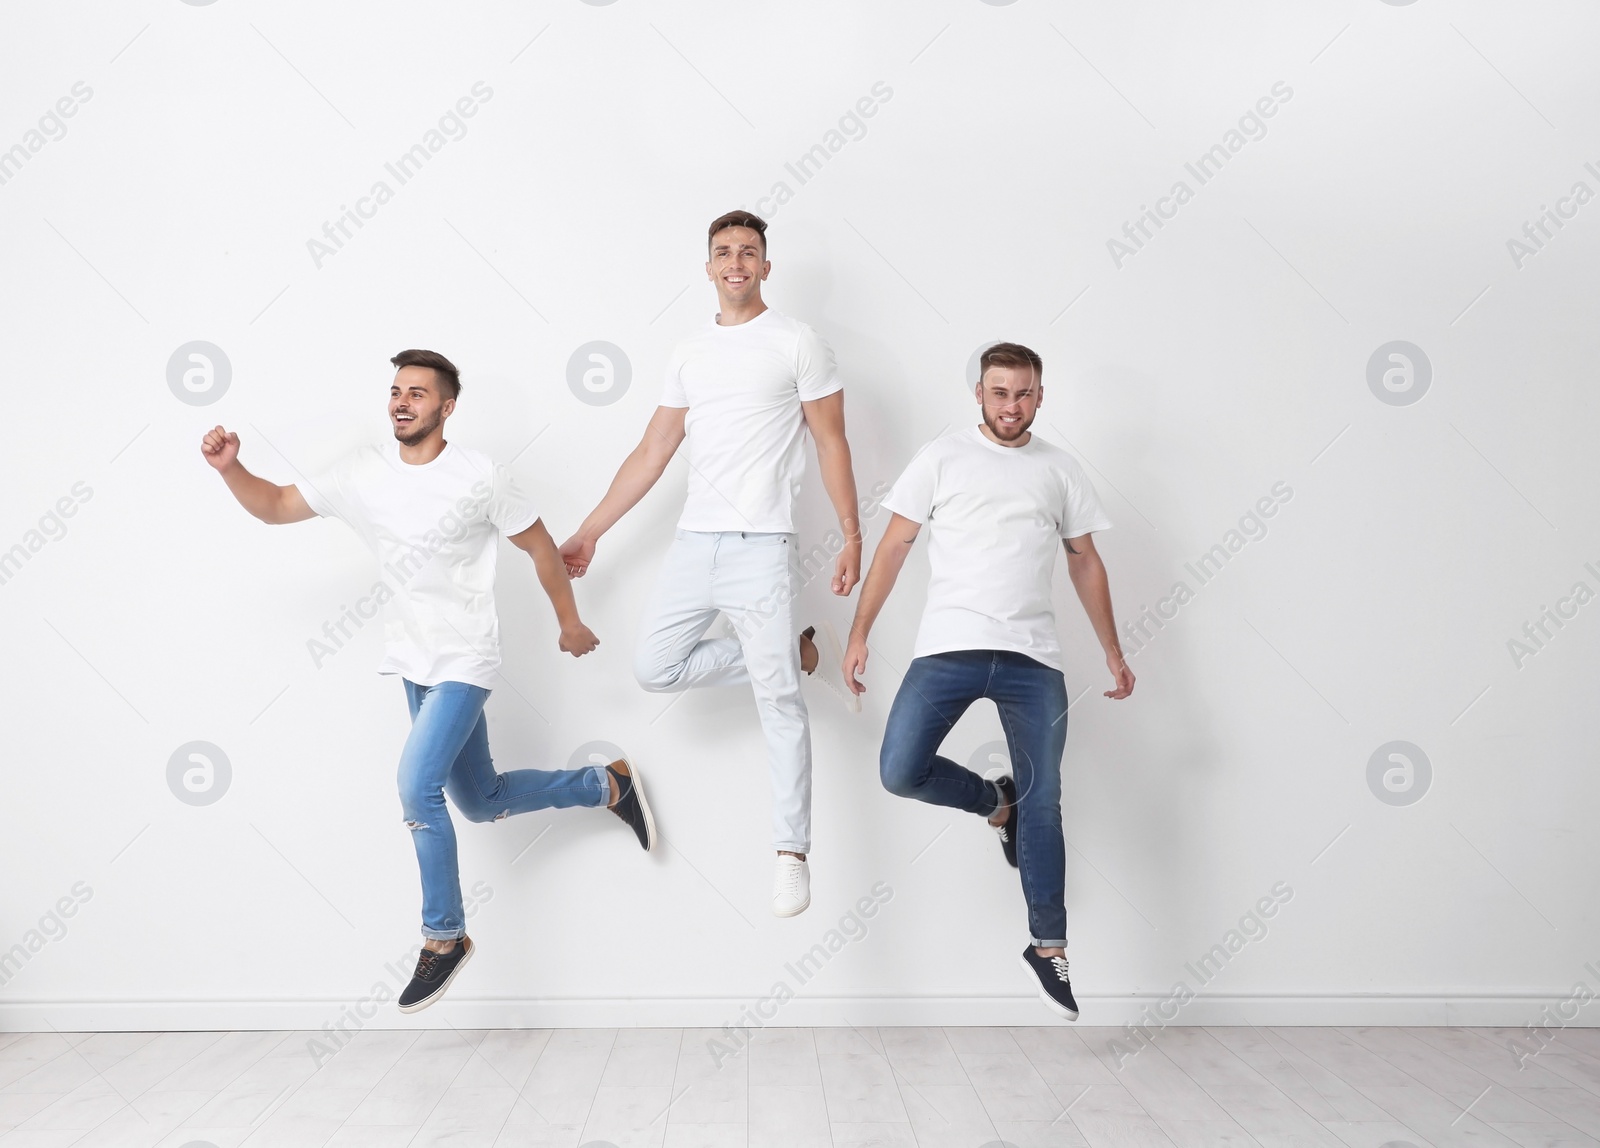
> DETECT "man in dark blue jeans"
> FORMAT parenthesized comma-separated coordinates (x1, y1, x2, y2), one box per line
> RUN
(842, 342, 1135, 1019)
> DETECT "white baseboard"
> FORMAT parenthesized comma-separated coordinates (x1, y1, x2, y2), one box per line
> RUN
(2, 994, 1593, 1032)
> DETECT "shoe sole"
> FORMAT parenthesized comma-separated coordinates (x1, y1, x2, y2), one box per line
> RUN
(815, 620, 861, 714)
(619, 754, 657, 852)
(773, 894, 811, 918)
(1018, 953, 1079, 1021)
(398, 939, 475, 1014)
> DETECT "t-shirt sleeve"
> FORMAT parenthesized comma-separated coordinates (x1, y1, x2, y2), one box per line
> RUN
(296, 454, 354, 522)
(1059, 456, 1114, 538)
(880, 445, 939, 526)
(659, 343, 690, 408)
(794, 323, 844, 402)
(487, 463, 539, 537)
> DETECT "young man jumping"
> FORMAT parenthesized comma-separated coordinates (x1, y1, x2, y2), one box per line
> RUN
(842, 342, 1134, 1019)
(200, 349, 654, 1012)
(560, 210, 862, 918)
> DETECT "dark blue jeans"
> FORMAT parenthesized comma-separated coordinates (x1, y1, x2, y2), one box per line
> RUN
(879, 651, 1069, 946)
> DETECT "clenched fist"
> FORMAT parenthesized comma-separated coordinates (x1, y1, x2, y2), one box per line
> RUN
(200, 426, 240, 471)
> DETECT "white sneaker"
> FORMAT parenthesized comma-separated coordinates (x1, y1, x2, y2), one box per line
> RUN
(802, 621, 861, 713)
(772, 855, 811, 917)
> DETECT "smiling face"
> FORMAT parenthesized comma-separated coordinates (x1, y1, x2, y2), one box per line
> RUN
(706, 225, 769, 310)
(389, 365, 453, 445)
(977, 364, 1042, 444)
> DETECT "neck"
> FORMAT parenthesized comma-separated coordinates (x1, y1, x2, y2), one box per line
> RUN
(715, 292, 768, 326)
(979, 423, 1030, 449)
(398, 434, 447, 465)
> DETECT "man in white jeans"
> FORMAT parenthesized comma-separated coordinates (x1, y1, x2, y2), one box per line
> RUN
(561, 210, 862, 916)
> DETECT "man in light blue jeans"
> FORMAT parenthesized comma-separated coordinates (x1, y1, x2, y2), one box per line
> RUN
(844, 342, 1135, 1020)
(562, 210, 864, 918)
(201, 348, 656, 1013)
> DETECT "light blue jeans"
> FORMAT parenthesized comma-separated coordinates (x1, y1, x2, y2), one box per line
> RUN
(634, 529, 812, 853)
(398, 680, 608, 940)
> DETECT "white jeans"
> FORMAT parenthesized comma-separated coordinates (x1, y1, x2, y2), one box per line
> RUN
(634, 529, 812, 853)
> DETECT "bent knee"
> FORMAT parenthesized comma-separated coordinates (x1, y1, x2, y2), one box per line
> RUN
(457, 803, 507, 824)
(634, 653, 681, 693)
(879, 751, 922, 798)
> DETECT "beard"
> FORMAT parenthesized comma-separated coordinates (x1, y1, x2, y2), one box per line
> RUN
(981, 406, 1034, 442)
(392, 409, 440, 444)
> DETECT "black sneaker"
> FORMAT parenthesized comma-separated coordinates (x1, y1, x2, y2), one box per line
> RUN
(606, 757, 656, 851)
(398, 936, 474, 1013)
(1019, 945, 1079, 1021)
(991, 775, 1019, 868)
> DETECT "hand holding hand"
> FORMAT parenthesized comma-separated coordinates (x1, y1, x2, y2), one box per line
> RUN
(559, 534, 595, 579)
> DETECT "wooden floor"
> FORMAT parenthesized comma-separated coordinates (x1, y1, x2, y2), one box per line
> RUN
(0, 1024, 1597, 1147)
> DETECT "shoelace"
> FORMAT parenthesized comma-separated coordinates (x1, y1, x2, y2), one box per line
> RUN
(776, 860, 804, 895)
(415, 951, 441, 979)
(1049, 956, 1071, 982)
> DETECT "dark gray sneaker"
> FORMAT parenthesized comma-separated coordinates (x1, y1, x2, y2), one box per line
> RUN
(991, 775, 1019, 868)
(1019, 945, 1079, 1021)
(606, 758, 656, 851)
(398, 936, 474, 1013)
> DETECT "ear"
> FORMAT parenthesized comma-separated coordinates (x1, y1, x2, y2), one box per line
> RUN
(442, 397, 456, 419)
(761, 258, 771, 279)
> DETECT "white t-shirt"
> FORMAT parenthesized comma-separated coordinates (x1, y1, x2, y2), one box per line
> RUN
(300, 440, 539, 690)
(659, 308, 843, 532)
(881, 426, 1112, 672)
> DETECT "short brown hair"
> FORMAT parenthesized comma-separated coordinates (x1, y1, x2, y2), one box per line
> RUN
(390, 349, 461, 401)
(707, 210, 768, 255)
(978, 342, 1043, 385)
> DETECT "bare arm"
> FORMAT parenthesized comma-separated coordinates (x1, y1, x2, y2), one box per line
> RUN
(800, 390, 863, 596)
(509, 518, 599, 656)
(1064, 532, 1134, 699)
(559, 405, 687, 577)
(841, 512, 922, 695)
(200, 426, 315, 525)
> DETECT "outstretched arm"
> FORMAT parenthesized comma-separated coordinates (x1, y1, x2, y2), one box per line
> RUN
(559, 404, 687, 577)
(1065, 533, 1134, 699)
(200, 426, 315, 525)
(800, 391, 862, 596)
(509, 518, 599, 657)
(842, 512, 922, 695)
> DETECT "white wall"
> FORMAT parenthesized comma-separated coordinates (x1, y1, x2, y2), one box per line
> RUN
(2, 0, 1597, 1033)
